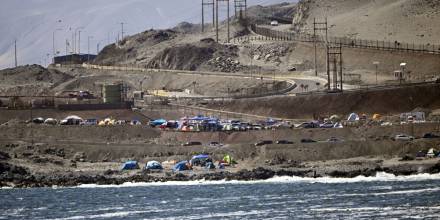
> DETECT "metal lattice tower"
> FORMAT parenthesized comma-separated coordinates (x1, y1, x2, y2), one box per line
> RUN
(234, 0, 247, 19)
(201, 0, 215, 32)
(215, 0, 231, 43)
(313, 18, 328, 76)
(326, 45, 343, 92)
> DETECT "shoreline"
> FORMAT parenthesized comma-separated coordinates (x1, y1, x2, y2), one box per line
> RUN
(2, 161, 440, 188)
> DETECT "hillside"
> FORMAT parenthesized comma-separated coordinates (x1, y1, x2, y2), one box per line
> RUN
(207, 82, 440, 119)
(292, 0, 440, 44)
(0, 65, 73, 96)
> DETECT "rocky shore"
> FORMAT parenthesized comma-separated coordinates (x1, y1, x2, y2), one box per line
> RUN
(2, 159, 440, 188)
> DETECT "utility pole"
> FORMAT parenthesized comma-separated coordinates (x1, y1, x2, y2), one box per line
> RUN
(313, 18, 328, 77)
(14, 40, 17, 67)
(78, 30, 82, 54)
(216, 0, 219, 42)
(120, 22, 125, 40)
(87, 36, 93, 63)
(53, 28, 62, 64)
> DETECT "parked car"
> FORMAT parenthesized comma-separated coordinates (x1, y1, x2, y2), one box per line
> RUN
(392, 134, 414, 141)
(276, 140, 293, 144)
(252, 124, 263, 130)
(182, 141, 202, 146)
(301, 138, 317, 143)
(327, 137, 343, 142)
(209, 142, 223, 147)
(319, 122, 335, 128)
(422, 133, 440, 139)
(255, 140, 273, 146)
(32, 117, 45, 124)
(297, 122, 319, 129)
(83, 119, 98, 126)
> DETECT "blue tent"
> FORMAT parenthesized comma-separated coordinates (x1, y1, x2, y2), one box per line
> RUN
(146, 161, 163, 170)
(121, 161, 139, 170)
(191, 115, 210, 121)
(173, 161, 190, 172)
(150, 119, 167, 126)
(191, 154, 210, 160)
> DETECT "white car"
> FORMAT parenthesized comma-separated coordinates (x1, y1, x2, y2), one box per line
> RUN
(393, 134, 414, 141)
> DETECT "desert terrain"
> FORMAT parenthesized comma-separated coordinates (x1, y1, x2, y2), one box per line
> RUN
(1, 0, 440, 187)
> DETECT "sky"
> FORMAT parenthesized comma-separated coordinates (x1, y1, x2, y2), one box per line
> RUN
(0, 0, 295, 69)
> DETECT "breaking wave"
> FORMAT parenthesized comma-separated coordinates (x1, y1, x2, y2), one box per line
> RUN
(75, 172, 440, 189)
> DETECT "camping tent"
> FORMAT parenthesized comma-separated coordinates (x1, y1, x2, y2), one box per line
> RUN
(146, 161, 163, 170)
(173, 160, 191, 172)
(222, 154, 236, 165)
(192, 154, 210, 160)
(191, 154, 210, 166)
(44, 118, 58, 125)
(150, 119, 167, 127)
(372, 114, 381, 120)
(347, 113, 360, 122)
(121, 160, 140, 170)
(329, 115, 341, 122)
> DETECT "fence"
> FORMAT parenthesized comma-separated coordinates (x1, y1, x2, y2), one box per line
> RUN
(247, 25, 440, 55)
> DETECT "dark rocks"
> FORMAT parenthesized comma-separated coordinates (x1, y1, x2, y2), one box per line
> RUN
(426, 162, 440, 174)
(0, 151, 10, 160)
(43, 148, 65, 158)
(399, 154, 415, 161)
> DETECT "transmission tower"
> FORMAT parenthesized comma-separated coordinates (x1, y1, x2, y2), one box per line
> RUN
(313, 18, 328, 76)
(326, 45, 343, 92)
(215, 0, 231, 43)
(234, 0, 247, 19)
(201, 0, 215, 32)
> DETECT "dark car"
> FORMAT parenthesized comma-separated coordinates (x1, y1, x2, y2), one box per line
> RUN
(423, 133, 440, 139)
(301, 138, 317, 143)
(255, 140, 273, 146)
(327, 137, 343, 142)
(182, 141, 202, 146)
(276, 140, 294, 144)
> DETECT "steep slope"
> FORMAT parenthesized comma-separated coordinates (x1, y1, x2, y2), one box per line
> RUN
(292, 0, 440, 44)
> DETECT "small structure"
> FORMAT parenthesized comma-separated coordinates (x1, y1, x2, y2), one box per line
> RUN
(54, 54, 97, 65)
(102, 83, 123, 104)
(400, 112, 425, 123)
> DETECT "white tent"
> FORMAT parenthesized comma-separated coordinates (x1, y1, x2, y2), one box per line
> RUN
(347, 113, 360, 122)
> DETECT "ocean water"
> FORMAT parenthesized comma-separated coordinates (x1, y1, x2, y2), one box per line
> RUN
(1, 173, 440, 220)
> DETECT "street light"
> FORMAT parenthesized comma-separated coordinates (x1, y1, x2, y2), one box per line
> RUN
(74, 27, 84, 54)
(87, 36, 94, 63)
(373, 61, 379, 85)
(53, 28, 63, 64)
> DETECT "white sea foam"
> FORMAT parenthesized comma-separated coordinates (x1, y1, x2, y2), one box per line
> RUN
(74, 172, 440, 189)
(49, 210, 150, 220)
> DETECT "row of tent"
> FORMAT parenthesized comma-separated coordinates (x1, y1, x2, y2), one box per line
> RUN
(31, 115, 142, 126)
(150, 116, 282, 132)
(121, 154, 236, 172)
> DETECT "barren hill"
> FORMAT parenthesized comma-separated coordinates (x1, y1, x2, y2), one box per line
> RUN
(0, 65, 73, 96)
(292, 0, 440, 44)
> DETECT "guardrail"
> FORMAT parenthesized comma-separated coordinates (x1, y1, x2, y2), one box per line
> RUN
(248, 25, 440, 55)
(53, 64, 297, 100)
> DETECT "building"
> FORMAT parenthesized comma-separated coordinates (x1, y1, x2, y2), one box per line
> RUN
(54, 54, 97, 65)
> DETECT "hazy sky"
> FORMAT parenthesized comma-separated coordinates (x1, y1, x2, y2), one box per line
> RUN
(0, 0, 295, 69)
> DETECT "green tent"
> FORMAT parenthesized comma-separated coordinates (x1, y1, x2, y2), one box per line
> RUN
(223, 154, 237, 165)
